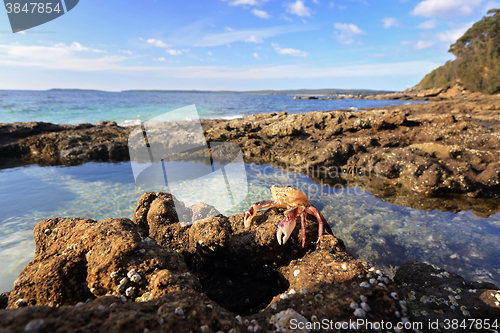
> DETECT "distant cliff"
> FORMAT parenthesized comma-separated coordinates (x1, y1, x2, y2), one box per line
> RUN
(416, 9, 500, 95)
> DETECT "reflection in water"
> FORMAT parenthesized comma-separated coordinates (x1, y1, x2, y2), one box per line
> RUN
(0, 162, 499, 293)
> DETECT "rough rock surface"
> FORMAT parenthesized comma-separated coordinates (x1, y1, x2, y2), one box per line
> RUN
(362, 83, 483, 101)
(0, 121, 132, 167)
(1, 192, 499, 332)
(0, 193, 401, 332)
(395, 261, 500, 330)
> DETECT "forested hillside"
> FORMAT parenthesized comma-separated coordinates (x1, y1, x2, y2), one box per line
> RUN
(416, 9, 500, 94)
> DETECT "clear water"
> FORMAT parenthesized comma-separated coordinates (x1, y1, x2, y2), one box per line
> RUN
(1, 90, 499, 294)
(0, 90, 424, 126)
(1, 162, 499, 294)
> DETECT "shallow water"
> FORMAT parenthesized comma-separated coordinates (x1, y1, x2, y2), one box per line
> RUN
(1, 161, 499, 293)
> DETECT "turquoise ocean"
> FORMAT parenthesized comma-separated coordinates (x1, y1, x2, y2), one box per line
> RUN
(1, 90, 499, 293)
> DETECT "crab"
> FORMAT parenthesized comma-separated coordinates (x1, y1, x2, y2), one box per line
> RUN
(243, 185, 333, 248)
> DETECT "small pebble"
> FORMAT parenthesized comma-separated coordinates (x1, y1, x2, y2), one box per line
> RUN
(200, 325, 210, 333)
(293, 269, 300, 277)
(174, 307, 184, 316)
(360, 295, 367, 302)
(361, 302, 370, 312)
(354, 308, 366, 318)
(24, 319, 44, 332)
(125, 287, 135, 297)
(110, 272, 118, 279)
(15, 298, 26, 307)
(314, 294, 323, 303)
(360, 282, 370, 288)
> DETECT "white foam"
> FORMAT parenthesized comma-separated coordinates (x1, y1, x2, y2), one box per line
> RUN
(118, 119, 142, 127)
(219, 114, 244, 120)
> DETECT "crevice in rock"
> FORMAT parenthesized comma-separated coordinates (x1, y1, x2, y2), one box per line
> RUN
(183, 248, 290, 316)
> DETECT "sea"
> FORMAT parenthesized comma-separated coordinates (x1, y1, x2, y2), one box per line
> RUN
(1, 89, 499, 293)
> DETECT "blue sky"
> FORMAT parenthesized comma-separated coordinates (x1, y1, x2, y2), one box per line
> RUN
(1, 0, 498, 91)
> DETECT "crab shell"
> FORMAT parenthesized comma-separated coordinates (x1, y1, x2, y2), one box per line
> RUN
(243, 185, 330, 247)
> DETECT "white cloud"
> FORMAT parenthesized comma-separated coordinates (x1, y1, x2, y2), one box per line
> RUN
(166, 49, 182, 55)
(252, 9, 271, 19)
(417, 19, 437, 29)
(155, 57, 167, 62)
(224, 0, 269, 5)
(411, 0, 483, 18)
(280, 14, 294, 21)
(400, 40, 412, 45)
(120, 50, 133, 55)
(438, 22, 474, 43)
(313, 0, 320, 4)
(329, 2, 335, 7)
(188, 25, 310, 47)
(286, 0, 312, 17)
(207, 51, 213, 55)
(225, 27, 234, 32)
(272, 43, 309, 57)
(146, 39, 171, 48)
(245, 35, 263, 43)
(414, 40, 434, 49)
(334, 23, 366, 45)
(253, 52, 260, 59)
(0, 43, 125, 71)
(382, 17, 403, 29)
(53, 42, 106, 53)
(0, 44, 440, 81)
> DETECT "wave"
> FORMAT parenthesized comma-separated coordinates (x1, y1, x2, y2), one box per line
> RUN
(118, 119, 142, 127)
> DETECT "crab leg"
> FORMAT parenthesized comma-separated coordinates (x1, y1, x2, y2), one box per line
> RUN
(277, 206, 299, 245)
(300, 212, 307, 248)
(244, 200, 275, 228)
(306, 206, 333, 244)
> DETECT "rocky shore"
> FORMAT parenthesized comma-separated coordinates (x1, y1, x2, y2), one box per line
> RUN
(2, 95, 498, 215)
(293, 83, 486, 101)
(1, 192, 499, 332)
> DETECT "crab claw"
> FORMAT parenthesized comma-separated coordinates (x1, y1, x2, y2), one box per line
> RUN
(276, 207, 299, 245)
(277, 218, 297, 245)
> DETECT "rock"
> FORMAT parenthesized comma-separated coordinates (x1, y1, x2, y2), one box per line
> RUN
(416, 88, 443, 97)
(0, 121, 132, 167)
(7, 216, 198, 308)
(1, 192, 408, 332)
(190, 202, 221, 223)
(0, 291, 9, 309)
(394, 261, 500, 323)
